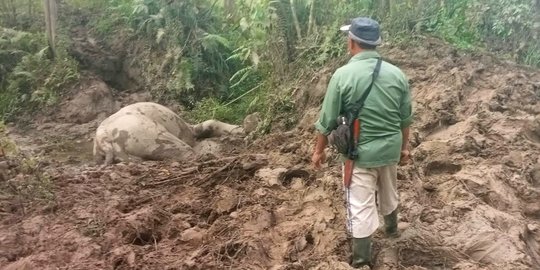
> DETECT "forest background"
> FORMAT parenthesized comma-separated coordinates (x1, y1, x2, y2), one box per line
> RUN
(0, 0, 539, 127)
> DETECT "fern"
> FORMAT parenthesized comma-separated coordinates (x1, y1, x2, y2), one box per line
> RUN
(201, 34, 231, 50)
(229, 66, 253, 89)
(156, 28, 166, 44)
(226, 46, 250, 62)
(132, 2, 149, 16)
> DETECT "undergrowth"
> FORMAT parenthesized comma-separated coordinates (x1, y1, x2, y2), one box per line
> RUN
(0, 28, 79, 121)
(0, 121, 17, 155)
(2, 0, 539, 125)
(0, 122, 55, 210)
(0, 156, 56, 211)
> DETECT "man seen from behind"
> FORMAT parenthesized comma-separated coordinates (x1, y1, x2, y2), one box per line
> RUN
(311, 17, 413, 269)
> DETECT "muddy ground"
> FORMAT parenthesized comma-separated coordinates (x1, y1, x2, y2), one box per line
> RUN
(1, 38, 540, 270)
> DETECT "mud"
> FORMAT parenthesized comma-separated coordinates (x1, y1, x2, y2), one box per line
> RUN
(56, 75, 118, 124)
(1, 38, 540, 269)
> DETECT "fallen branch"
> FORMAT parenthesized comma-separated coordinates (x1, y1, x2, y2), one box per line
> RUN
(197, 154, 266, 167)
(141, 167, 200, 187)
(196, 159, 238, 187)
(141, 154, 268, 188)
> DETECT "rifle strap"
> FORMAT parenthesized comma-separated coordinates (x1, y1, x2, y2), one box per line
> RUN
(346, 57, 383, 160)
(350, 57, 383, 115)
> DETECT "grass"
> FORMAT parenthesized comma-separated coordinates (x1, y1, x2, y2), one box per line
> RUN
(0, 121, 17, 155)
(188, 86, 268, 125)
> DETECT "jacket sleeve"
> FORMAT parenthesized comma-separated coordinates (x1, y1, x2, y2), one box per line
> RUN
(314, 72, 342, 135)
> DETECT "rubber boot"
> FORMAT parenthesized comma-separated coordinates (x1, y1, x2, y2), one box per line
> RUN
(351, 237, 372, 268)
(384, 209, 399, 238)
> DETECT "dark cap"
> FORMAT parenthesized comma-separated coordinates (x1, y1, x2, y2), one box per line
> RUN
(340, 17, 382, 46)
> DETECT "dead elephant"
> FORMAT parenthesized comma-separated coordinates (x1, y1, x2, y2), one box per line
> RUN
(93, 102, 244, 164)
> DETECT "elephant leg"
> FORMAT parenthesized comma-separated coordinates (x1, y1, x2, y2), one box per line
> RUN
(192, 120, 245, 139)
(149, 131, 196, 161)
(93, 136, 115, 165)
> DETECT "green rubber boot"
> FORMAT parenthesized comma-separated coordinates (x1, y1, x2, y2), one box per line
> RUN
(384, 209, 399, 238)
(351, 237, 372, 268)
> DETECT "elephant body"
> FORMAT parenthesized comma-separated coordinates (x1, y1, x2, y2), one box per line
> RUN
(93, 102, 243, 164)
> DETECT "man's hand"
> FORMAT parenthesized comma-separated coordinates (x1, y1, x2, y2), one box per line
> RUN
(399, 149, 411, 166)
(312, 133, 329, 170)
(312, 151, 327, 169)
(400, 127, 411, 166)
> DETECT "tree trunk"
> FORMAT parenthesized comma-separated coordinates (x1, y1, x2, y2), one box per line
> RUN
(9, 0, 17, 23)
(224, 0, 236, 16)
(307, 0, 315, 36)
(43, 0, 57, 59)
(28, 0, 33, 17)
(289, 0, 302, 40)
(374, 0, 391, 19)
(389, 0, 396, 17)
(534, 0, 540, 40)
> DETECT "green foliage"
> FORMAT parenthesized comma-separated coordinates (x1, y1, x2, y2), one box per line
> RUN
(0, 0, 43, 31)
(189, 85, 268, 124)
(82, 0, 540, 131)
(90, 0, 134, 36)
(258, 0, 540, 68)
(262, 91, 298, 131)
(188, 82, 297, 133)
(84, 0, 266, 110)
(0, 28, 45, 84)
(1, 155, 56, 204)
(66, 0, 109, 10)
(189, 97, 242, 124)
(0, 124, 55, 204)
(522, 44, 540, 67)
(0, 121, 17, 155)
(425, 0, 479, 48)
(377, 0, 539, 63)
(3, 0, 538, 129)
(0, 28, 79, 121)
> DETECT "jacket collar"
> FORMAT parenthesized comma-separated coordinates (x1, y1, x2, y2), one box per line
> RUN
(348, 50, 381, 63)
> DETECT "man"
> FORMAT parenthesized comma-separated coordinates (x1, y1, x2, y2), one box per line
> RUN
(312, 17, 413, 268)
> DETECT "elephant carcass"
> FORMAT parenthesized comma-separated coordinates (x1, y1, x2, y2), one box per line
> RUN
(94, 114, 195, 164)
(93, 102, 244, 164)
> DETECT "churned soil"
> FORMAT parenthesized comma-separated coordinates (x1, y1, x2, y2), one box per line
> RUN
(1, 38, 540, 270)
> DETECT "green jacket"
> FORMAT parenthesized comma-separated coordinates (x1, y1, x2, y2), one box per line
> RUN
(315, 51, 413, 168)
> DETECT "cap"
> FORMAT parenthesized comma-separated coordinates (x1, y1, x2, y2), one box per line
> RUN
(340, 17, 382, 46)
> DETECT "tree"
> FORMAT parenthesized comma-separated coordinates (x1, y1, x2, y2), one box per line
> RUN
(43, 0, 57, 58)
(290, 0, 302, 39)
(224, 0, 236, 16)
(0, 0, 18, 27)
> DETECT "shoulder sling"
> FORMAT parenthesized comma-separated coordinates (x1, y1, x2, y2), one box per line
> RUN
(329, 57, 383, 159)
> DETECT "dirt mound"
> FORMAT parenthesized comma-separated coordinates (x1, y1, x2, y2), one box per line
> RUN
(390, 38, 540, 269)
(1, 38, 540, 269)
(56, 75, 118, 124)
(69, 26, 135, 91)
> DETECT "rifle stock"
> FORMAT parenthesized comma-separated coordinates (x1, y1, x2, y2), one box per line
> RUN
(344, 119, 361, 188)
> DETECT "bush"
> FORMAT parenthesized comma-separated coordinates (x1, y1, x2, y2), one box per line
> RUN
(377, 0, 540, 65)
(188, 85, 267, 124)
(0, 121, 17, 155)
(0, 0, 43, 31)
(0, 28, 79, 121)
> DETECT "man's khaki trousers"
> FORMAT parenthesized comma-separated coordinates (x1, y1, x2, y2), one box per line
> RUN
(344, 165, 399, 238)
